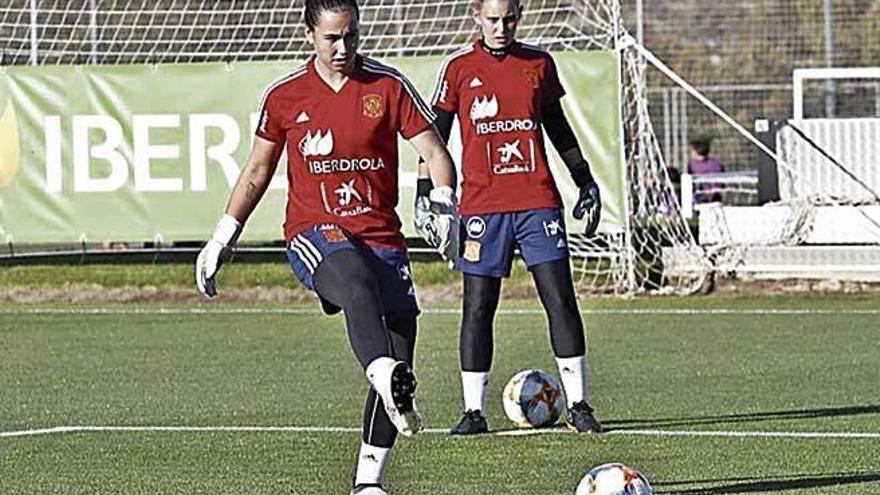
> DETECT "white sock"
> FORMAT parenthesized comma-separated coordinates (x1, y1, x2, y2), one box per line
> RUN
(556, 356, 588, 406)
(461, 371, 489, 412)
(365, 357, 397, 386)
(354, 442, 391, 486)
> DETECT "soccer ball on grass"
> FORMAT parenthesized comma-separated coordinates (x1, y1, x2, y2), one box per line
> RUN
(575, 463, 653, 495)
(502, 369, 565, 428)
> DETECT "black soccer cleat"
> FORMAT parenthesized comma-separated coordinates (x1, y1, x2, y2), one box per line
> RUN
(386, 362, 423, 436)
(450, 409, 489, 435)
(565, 401, 603, 433)
(390, 363, 416, 414)
(367, 360, 423, 436)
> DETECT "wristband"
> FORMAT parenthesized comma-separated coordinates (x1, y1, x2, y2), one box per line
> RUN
(212, 214, 242, 246)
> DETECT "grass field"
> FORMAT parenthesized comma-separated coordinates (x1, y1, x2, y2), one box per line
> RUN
(2, 294, 880, 494)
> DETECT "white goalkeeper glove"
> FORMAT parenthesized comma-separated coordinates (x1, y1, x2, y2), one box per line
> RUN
(414, 183, 460, 264)
(429, 186, 461, 264)
(414, 183, 434, 243)
(195, 214, 241, 298)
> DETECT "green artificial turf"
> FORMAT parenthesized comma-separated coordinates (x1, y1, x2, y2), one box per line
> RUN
(1, 298, 879, 494)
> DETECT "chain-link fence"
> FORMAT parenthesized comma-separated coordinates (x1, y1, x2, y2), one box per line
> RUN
(619, 0, 879, 180)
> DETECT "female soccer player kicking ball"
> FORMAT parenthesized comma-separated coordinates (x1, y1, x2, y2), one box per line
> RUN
(416, 0, 603, 435)
(195, 1, 457, 493)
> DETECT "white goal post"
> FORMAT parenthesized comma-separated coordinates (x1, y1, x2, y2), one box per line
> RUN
(792, 67, 880, 121)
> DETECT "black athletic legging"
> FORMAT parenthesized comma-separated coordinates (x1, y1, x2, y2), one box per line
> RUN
(460, 258, 585, 372)
(360, 311, 417, 448)
(312, 249, 418, 448)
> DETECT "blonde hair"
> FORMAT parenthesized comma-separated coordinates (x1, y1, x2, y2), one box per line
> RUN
(471, 0, 523, 14)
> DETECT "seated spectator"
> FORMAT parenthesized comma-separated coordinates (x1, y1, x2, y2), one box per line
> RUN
(687, 135, 725, 203)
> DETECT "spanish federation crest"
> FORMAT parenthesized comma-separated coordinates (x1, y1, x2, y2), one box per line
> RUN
(322, 227, 346, 243)
(524, 69, 540, 89)
(363, 94, 384, 119)
(463, 240, 481, 262)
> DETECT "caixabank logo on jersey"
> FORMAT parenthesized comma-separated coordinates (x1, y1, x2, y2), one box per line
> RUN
(493, 138, 537, 175)
(299, 129, 377, 218)
(469, 95, 538, 175)
(319, 176, 375, 218)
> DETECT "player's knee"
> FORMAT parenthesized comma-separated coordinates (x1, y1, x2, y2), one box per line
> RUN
(386, 311, 417, 340)
(339, 279, 380, 310)
(463, 295, 497, 328)
(544, 290, 578, 320)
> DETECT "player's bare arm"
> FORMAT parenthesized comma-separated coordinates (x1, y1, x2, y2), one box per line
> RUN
(224, 136, 282, 222)
(416, 108, 456, 182)
(195, 136, 280, 298)
(409, 128, 460, 263)
(409, 127, 456, 189)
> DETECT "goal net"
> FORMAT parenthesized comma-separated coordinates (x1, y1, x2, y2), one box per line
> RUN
(0, 0, 707, 295)
(0, 0, 618, 64)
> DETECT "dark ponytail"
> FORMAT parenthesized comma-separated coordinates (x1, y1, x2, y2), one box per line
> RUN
(304, 0, 361, 30)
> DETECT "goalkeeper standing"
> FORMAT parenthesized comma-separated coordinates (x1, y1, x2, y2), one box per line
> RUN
(416, 0, 602, 435)
(195, 1, 457, 493)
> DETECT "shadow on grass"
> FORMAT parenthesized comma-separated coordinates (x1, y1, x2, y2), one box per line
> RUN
(655, 471, 880, 494)
(605, 404, 880, 431)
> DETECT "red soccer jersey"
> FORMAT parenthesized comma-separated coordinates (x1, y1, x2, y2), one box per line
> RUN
(432, 41, 566, 215)
(257, 56, 435, 249)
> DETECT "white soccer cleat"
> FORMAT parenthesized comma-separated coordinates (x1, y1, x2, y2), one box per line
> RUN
(366, 358, 423, 437)
(350, 486, 388, 495)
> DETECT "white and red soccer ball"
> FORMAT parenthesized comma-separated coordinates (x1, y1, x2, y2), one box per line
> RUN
(576, 463, 653, 495)
(502, 369, 565, 428)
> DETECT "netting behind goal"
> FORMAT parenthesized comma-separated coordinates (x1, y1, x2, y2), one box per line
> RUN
(0, 0, 708, 295)
(0, 0, 617, 64)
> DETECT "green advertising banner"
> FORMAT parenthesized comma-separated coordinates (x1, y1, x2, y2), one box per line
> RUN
(0, 52, 624, 244)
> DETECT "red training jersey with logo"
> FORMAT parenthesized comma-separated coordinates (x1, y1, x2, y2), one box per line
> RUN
(432, 41, 566, 215)
(256, 55, 435, 249)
